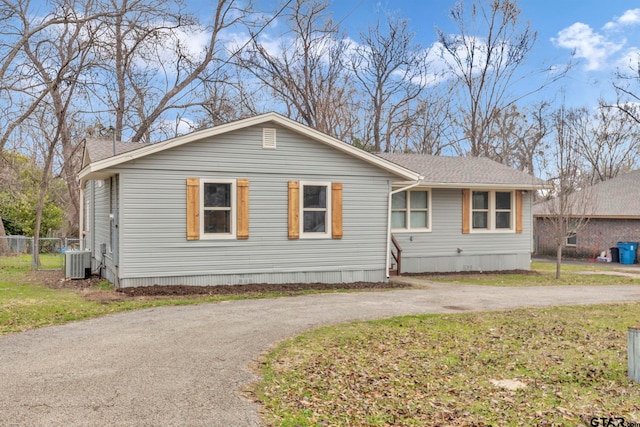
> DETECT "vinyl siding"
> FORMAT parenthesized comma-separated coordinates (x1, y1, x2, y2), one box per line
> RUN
(86, 178, 119, 284)
(109, 125, 396, 286)
(84, 181, 93, 256)
(394, 188, 533, 272)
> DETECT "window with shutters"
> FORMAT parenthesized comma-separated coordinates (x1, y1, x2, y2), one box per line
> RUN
(186, 178, 249, 240)
(201, 179, 235, 238)
(469, 190, 515, 232)
(391, 190, 431, 231)
(300, 182, 331, 238)
(288, 181, 342, 240)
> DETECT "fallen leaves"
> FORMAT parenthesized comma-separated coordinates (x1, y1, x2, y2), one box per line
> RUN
(256, 304, 640, 426)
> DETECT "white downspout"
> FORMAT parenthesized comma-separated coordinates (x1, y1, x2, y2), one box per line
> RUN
(385, 180, 422, 279)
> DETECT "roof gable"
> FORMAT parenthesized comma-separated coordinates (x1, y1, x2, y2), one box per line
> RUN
(78, 113, 422, 182)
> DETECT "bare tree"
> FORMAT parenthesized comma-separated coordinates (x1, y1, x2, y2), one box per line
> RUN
(239, 0, 359, 141)
(399, 90, 457, 155)
(0, 0, 109, 154)
(538, 105, 594, 278)
(612, 51, 640, 124)
(0, 0, 101, 256)
(92, 0, 250, 142)
(488, 102, 550, 175)
(23, 0, 100, 237)
(348, 14, 428, 153)
(436, 0, 563, 157)
(568, 103, 639, 184)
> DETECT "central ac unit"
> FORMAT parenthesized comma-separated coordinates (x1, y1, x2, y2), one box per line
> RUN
(65, 250, 91, 279)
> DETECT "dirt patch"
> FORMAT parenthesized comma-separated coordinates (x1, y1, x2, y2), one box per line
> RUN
(25, 270, 104, 290)
(26, 270, 410, 302)
(117, 282, 407, 297)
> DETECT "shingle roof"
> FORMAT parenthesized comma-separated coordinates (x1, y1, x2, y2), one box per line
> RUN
(376, 153, 544, 189)
(84, 138, 150, 163)
(533, 169, 640, 218)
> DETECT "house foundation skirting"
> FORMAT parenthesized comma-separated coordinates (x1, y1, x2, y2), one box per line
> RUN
(400, 253, 530, 274)
(114, 269, 388, 288)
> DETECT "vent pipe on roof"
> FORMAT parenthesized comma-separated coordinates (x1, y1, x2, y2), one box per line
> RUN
(110, 126, 116, 156)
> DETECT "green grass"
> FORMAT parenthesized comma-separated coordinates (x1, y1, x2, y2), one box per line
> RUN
(256, 305, 640, 426)
(411, 261, 640, 286)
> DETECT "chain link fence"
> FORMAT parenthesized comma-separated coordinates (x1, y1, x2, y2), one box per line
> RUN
(0, 236, 84, 270)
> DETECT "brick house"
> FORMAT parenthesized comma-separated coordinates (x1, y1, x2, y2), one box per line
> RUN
(534, 170, 640, 259)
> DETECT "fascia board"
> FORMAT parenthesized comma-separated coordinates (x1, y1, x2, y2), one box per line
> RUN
(394, 181, 549, 190)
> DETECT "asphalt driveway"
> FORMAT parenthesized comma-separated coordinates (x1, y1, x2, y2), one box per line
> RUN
(1, 281, 640, 427)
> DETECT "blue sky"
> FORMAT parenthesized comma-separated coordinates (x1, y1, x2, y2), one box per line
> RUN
(275, 0, 640, 109)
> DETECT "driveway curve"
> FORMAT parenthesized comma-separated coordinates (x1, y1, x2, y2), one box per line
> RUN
(1, 281, 640, 427)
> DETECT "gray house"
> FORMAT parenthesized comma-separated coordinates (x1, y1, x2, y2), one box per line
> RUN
(377, 153, 543, 273)
(79, 113, 544, 287)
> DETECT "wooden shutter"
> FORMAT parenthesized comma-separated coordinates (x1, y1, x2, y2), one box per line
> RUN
(462, 189, 470, 234)
(332, 182, 343, 239)
(237, 179, 249, 239)
(515, 190, 523, 234)
(288, 181, 300, 239)
(186, 178, 200, 240)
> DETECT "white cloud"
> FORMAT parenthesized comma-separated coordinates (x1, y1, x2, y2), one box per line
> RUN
(552, 22, 622, 71)
(616, 47, 640, 70)
(603, 8, 640, 30)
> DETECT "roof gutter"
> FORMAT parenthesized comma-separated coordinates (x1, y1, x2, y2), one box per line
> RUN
(385, 179, 422, 279)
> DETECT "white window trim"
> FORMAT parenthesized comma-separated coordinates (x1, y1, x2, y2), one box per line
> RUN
(199, 179, 237, 240)
(565, 233, 577, 247)
(299, 181, 332, 239)
(469, 190, 515, 234)
(391, 189, 432, 233)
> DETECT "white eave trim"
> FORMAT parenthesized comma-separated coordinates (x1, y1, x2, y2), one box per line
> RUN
(78, 113, 422, 182)
(393, 181, 548, 191)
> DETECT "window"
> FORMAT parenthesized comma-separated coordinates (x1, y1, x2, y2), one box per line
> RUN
(391, 190, 431, 231)
(495, 191, 512, 229)
(302, 184, 328, 233)
(186, 178, 249, 241)
(288, 181, 342, 239)
(300, 182, 331, 237)
(202, 180, 234, 236)
(472, 191, 489, 229)
(470, 190, 514, 232)
(565, 220, 578, 246)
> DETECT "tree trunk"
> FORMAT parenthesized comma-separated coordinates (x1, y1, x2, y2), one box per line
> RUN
(556, 243, 562, 279)
(0, 216, 9, 255)
(33, 143, 56, 267)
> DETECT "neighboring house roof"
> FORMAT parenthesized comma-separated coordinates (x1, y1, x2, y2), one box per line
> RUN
(533, 169, 640, 218)
(78, 113, 423, 182)
(377, 153, 545, 190)
(82, 138, 150, 167)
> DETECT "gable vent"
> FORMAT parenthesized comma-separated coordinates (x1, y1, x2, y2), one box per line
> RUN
(262, 128, 276, 149)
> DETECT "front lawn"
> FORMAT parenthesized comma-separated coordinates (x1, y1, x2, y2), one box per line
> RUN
(256, 305, 640, 426)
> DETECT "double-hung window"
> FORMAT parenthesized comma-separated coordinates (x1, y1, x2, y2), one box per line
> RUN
(470, 190, 514, 232)
(300, 182, 331, 237)
(391, 190, 431, 231)
(202, 180, 235, 237)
